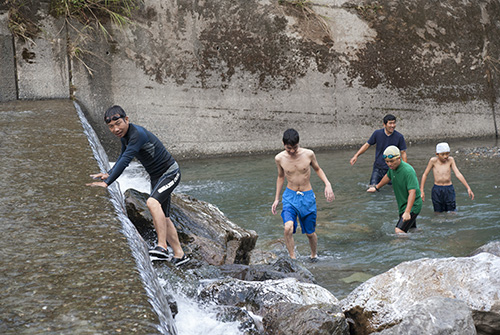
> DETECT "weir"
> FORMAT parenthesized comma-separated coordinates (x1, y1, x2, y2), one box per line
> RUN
(0, 100, 174, 334)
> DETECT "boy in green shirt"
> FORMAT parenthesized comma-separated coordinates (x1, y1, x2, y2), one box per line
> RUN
(368, 146, 422, 234)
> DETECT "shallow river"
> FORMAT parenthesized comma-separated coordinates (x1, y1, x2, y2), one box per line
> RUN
(2, 98, 498, 334)
(170, 137, 500, 299)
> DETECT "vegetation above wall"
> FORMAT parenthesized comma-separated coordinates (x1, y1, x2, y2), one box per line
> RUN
(6, 0, 138, 42)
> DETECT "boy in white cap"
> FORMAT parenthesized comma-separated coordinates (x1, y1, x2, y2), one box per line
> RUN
(420, 142, 474, 212)
(367, 145, 422, 234)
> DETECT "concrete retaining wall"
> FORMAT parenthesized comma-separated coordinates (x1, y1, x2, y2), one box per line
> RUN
(1, 0, 499, 158)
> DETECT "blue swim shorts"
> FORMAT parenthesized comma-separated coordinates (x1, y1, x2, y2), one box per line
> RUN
(281, 188, 317, 234)
(431, 184, 456, 212)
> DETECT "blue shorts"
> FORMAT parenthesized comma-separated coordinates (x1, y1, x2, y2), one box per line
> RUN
(431, 184, 456, 212)
(281, 188, 317, 234)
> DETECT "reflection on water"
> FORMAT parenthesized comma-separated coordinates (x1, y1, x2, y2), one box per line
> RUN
(175, 137, 500, 299)
(0, 100, 162, 334)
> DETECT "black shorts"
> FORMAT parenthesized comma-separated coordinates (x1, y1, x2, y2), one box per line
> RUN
(396, 212, 418, 232)
(150, 168, 181, 217)
(432, 184, 456, 212)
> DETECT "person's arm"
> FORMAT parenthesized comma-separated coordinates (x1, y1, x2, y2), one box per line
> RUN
(311, 153, 335, 202)
(420, 158, 434, 202)
(402, 189, 417, 221)
(272, 159, 285, 215)
(451, 158, 474, 200)
(350, 143, 371, 166)
(400, 150, 407, 163)
(367, 174, 390, 193)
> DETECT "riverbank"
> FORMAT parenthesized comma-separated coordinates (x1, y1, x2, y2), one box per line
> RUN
(457, 146, 500, 158)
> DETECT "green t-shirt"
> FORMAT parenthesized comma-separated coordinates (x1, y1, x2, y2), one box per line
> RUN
(387, 161, 422, 215)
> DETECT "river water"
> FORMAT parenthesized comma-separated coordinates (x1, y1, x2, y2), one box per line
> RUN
(171, 137, 500, 299)
(2, 99, 499, 334)
(116, 135, 500, 301)
(0, 100, 174, 334)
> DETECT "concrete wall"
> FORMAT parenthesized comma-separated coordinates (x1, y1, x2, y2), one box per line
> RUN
(1, 0, 499, 158)
(0, 11, 17, 101)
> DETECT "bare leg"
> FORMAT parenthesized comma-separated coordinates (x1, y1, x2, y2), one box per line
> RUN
(395, 227, 407, 234)
(306, 232, 317, 258)
(165, 217, 184, 258)
(147, 197, 184, 258)
(284, 221, 296, 259)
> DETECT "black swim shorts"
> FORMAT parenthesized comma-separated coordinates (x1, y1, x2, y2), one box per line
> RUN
(396, 212, 418, 233)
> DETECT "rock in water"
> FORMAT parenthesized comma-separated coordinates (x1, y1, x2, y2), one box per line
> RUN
(124, 189, 258, 265)
(340, 253, 500, 335)
(372, 296, 476, 335)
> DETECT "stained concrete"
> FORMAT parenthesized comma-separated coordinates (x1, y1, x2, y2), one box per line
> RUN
(1, 0, 499, 158)
(0, 12, 16, 101)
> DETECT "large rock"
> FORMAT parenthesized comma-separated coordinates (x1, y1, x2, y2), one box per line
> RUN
(263, 302, 349, 335)
(124, 188, 258, 265)
(198, 277, 348, 335)
(340, 253, 500, 335)
(372, 296, 476, 335)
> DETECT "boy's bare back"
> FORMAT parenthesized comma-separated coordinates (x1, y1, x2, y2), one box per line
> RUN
(275, 147, 314, 192)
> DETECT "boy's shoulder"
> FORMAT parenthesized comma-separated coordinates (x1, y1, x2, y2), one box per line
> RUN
(275, 150, 287, 160)
(300, 147, 314, 154)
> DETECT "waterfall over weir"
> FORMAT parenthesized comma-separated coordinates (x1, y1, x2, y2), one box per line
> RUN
(0, 100, 175, 334)
(74, 101, 177, 335)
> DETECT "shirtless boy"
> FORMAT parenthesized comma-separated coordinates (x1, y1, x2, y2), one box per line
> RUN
(271, 129, 335, 261)
(420, 142, 474, 212)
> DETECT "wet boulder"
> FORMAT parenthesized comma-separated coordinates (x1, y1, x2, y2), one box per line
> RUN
(198, 277, 348, 334)
(262, 302, 349, 335)
(218, 257, 317, 284)
(340, 253, 500, 335)
(124, 188, 258, 265)
(372, 296, 476, 335)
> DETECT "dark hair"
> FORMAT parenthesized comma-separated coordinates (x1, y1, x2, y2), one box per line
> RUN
(383, 114, 396, 124)
(283, 128, 299, 146)
(104, 105, 126, 123)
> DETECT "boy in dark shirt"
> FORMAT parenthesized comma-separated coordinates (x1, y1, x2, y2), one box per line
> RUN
(87, 105, 189, 266)
(350, 114, 407, 191)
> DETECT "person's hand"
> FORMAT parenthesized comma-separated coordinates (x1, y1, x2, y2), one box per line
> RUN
(325, 185, 335, 202)
(271, 200, 279, 215)
(402, 212, 411, 222)
(350, 156, 357, 166)
(421, 191, 425, 202)
(366, 186, 377, 193)
(86, 181, 108, 188)
(90, 173, 109, 180)
(468, 188, 474, 200)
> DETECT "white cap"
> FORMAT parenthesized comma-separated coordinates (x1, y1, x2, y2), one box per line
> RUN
(436, 142, 450, 154)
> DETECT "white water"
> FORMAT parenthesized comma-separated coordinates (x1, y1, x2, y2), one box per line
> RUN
(114, 162, 245, 335)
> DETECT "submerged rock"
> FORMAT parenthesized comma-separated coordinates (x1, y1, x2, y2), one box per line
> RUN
(218, 257, 317, 284)
(470, 241, 500, 257)
(124, 189, 258, 265)
(340, 253, 500, 335)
